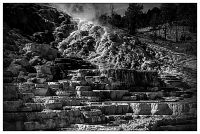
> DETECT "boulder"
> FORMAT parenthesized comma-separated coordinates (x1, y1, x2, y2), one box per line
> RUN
(29, 56, 42, 66)
(13, 58, 30, 67)
(7, 64, 23, 75)
(35, 65, 52, 75)
(23, 43, 58, 59)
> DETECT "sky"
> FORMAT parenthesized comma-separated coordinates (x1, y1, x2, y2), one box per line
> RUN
(50, 3, 161, 19)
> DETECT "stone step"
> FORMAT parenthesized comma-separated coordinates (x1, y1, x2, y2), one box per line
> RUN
(3, 100, 23, 112)
(163, 97, 183, 102)
(82, 109, 102, 116)
(3, 77, 16, 83)
(129, 102, 196, 116)
(59, 81, 70, 90)
(19, 106, 33, 112)
(25, 103, 45, 111)
(76, 69, 100, 77)
(3, 109, 82, 122)
(81, 101, 197, 116)
(4, 85, 21, 101)
(164, 80, 190, 88)
(160, 74, 181, 78)
(45, 102, 63, 110)
(122, 96, 137, 101)
(130, 91, 164, 100)
(55, 91, 76, 96)
(35, 83, 48, 88)
(102, 69, 159, 88)
(161, 87, 180, 92)
(154, 124, 197, 131)
(93, 90, 129, 101)
(71, 76, 86, 81)
(86, 76, 108, 84)
(75, 86, 91, 91)
(90, 83, 107, 90)
(18, 83, 35, 93)
(83, 115, 106, 123)
(24, 118, 70, 130)
(154, 118, 197, 128)
(76, 91, 97, 97)
(33, 96, 81, 106)
(34, 88, 48, 96)
(163, 91, 193, 98)
(128, 87, 159, 92)
(81, 103, 130, 115)
(18, 93, 35, 102)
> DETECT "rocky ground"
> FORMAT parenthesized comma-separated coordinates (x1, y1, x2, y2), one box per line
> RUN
(3, 3, 197, 131)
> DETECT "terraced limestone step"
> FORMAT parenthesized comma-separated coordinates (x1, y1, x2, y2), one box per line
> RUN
(3, 109, 89, 130)
(75, 86, 91, 91)
(3, 100, 23, 112)
(3, 84, 21, 101)
(128, 101, 196, 116)
(81, 103, 130, 115)
(154, 124, 197, 131)
(164, 80, 190, 89)
(83, 101, 196, 116)
(93, 90, 129, 101)
(82, 109, 106, 123)
(150, 116, 197, 131)
(33, 96, 82, 106)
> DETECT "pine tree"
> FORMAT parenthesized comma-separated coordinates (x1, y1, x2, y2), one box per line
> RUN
(124, 4, 143, 35)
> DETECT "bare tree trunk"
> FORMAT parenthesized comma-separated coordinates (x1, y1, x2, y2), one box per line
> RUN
(176, 22, 178, 42)
(164, 24, 167, 40)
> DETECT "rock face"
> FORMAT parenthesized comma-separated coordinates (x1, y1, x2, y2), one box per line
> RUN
(151, 103, 173, 115)
(130, 103, 151, 115)
(23, 43, 59, 59)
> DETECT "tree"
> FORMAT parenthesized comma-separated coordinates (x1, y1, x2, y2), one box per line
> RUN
(99, 13, 109, 25)
(160, 4, 177, 40)
(176, 3, 197, 33)
(150, 13, 159, 43)
(124, 4, 143, 35)
(110, 13, 122, 27)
